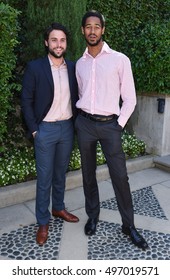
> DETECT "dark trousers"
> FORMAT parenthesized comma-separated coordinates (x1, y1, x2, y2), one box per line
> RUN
(34, 119, 73, 225)
(75, 114, 134, 227)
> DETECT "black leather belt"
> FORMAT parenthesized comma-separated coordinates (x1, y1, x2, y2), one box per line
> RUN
(79, 110, 118, 122)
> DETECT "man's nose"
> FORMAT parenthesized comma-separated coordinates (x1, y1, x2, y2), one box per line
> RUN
(56, 41, 61, 47)
(91, 27, 95, 33)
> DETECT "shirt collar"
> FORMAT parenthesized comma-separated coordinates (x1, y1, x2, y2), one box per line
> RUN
(83, 41, 112, 58)
(48, 56, 66, 67)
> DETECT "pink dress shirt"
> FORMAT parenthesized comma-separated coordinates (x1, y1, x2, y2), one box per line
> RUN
(76, 42, 137, 128)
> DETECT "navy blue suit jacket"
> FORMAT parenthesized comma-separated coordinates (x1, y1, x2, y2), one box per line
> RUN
(21, 56, 78, 136)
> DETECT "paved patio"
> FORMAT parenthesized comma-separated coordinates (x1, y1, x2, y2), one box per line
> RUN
(0, 159, 170, 261)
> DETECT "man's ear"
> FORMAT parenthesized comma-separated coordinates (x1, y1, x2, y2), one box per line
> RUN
(81, 27, 84, 35)
(45, 40, 48, 46)
(102, 27, 105, 35)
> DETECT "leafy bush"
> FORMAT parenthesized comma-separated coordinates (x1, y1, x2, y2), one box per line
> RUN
(0, 131, 146, 187)
(122, 131, 146, 159)
(0, 147, 36, 187)
(0, 3, 20, 149)
(129, 22, 170, 93)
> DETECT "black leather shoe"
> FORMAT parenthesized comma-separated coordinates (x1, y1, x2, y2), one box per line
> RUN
(84, 217, 99, 236)
(122, 225, 148, 250)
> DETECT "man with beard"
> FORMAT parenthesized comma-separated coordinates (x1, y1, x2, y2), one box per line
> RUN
(75, 11, 148, 250)
(21, 22, 79, 246)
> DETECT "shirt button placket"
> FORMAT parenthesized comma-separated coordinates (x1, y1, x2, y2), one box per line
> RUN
(91, 59, 96, 114)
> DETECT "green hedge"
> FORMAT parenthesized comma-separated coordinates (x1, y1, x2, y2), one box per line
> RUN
(130, 22, 170, 93)
(0, 3, 20, 148)
(86, 0, 170, 94)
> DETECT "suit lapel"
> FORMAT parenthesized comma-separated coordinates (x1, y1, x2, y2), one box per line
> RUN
(42, 56, 54, 90)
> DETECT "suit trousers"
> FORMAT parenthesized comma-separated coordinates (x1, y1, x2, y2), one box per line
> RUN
(75, 114, 134, 227)
(34, 119, 73, 225)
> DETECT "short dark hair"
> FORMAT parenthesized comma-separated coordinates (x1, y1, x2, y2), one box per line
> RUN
(81, 10, 105, 28)
(44, 22, 69, 41)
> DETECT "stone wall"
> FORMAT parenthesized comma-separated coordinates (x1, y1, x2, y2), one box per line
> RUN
(128, 95, 170, 156)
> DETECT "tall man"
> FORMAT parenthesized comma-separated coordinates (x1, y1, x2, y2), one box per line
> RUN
(21, 22, 79, 246)
(75, 11, 148, 250)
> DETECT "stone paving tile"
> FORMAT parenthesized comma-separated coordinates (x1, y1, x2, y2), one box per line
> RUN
(88, 221, 170, 260)
(0, 218, 63, 260)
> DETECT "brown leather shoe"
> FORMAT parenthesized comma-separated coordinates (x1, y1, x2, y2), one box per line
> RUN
(52, 209, 79, 223)
(36, 225, 49, 245)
